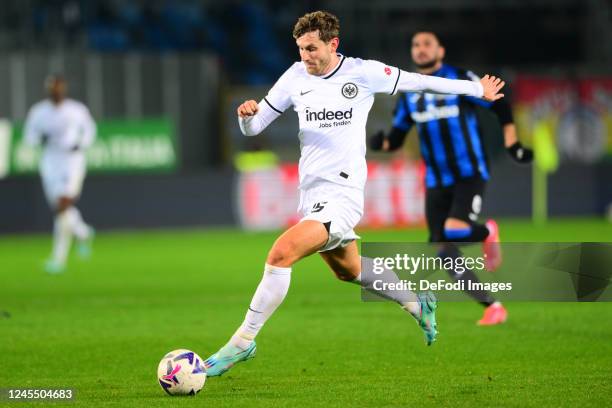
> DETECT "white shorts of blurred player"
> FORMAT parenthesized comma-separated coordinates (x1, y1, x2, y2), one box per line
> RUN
(298, 180, 364, 252)
(39, 151, 86, 207)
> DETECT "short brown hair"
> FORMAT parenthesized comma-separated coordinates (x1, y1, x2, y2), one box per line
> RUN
(412, 30, 443, 45)
(292, 11, 340, 42)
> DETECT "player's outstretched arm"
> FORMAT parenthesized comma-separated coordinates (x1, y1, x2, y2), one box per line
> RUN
(395, 70, 505, 102)
(237, 99, 282, 136)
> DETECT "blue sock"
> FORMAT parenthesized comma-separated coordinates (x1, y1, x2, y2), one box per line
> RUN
(444, 227, 472, 240)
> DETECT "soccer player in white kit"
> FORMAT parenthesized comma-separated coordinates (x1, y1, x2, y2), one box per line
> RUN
(204, 11, 505, 376)
(24, 74, 96, 274)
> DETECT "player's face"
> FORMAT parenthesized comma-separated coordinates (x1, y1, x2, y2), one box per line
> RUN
(411, 33, 444, 70)
(47, 79, 67, 102)
(296, 31, 339, 76)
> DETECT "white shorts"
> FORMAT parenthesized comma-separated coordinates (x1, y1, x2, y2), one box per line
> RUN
(40, 152, 86, 206)
(298, 180, 364, 252)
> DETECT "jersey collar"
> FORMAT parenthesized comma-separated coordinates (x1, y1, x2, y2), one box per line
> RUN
(430, 63, 447, 77)
(321, 54, 345, 79)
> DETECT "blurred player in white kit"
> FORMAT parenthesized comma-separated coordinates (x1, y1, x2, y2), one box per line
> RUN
(24, 74, 96, 273)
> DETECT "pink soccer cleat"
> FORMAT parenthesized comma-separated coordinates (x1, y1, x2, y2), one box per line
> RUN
(483, 219, 502, 271)
(477, 302, 508, 326)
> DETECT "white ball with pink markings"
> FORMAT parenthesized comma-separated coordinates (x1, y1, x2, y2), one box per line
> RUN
(157, 349, 206, 396)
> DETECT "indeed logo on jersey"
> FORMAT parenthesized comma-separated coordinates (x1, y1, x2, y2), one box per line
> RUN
(411, 105, 460, 123)
(305, 108, 352, 128)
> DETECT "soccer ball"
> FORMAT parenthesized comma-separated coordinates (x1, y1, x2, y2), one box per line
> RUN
(157, 349, 207, 396)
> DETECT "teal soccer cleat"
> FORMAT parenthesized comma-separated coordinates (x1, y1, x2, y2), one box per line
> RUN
(204, 341, 257, 377)
(77, 227, 95, 260)
(44, 259, 65, 274)
(417, 292, 438, 346)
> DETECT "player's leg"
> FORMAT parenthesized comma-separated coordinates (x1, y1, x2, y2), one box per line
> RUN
(424, 185, 453, 243)
(441, 179, 501, 270)
(204, 220, 328, 376)
(439, 239, 506, 325)
(441, 178, 507, 325)
(320, 242, 437, 345)
(43, 156, 93, 272)
(441, 180, 489, 243)
(320, 241, 419, 309)
(446, 178, 500, 268)
(41, 158, 73, 273)
(424, 186, 485, 310)
(231, 220, 327, 344)
(64, 159, 94, 258)
(46, 195, 75, 273)
(65, 205, 95, 258)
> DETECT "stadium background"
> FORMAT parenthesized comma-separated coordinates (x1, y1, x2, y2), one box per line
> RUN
(0, 0, 610, 231)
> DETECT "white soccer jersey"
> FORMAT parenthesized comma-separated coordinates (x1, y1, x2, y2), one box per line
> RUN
(24, 98, 96, 204)
(24, 98, 96, 154)
(239, 54, 483, 190)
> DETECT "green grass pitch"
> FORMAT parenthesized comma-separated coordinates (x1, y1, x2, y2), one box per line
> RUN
(2, 218, 611, 407)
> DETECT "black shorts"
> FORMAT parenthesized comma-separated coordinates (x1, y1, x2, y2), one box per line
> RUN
(425, 177, 486, 242)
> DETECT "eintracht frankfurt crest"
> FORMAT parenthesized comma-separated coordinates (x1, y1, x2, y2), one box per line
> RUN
(341, 82, 358, 99)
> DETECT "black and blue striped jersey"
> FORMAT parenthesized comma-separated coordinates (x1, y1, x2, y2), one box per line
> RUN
(392, 64, 503, 188)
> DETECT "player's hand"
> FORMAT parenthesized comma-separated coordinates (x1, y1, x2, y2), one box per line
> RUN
(237, 100, 259, 118)
(506, 142, 533, 164)
(480, 75, 505, 102)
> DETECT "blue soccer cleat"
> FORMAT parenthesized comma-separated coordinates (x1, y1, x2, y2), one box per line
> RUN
(417, 291, 438, 346)
(203, 341, 257, 377)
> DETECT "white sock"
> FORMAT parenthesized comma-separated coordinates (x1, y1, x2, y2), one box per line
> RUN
(354, 257, 421, 318)
(66, 207, 91, 241)
(52, 211, 73, 266)
(230, 263, 291, 349)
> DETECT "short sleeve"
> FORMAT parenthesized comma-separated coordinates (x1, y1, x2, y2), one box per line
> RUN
(263, 64, 295, 114)
(362, 60, 401, 95)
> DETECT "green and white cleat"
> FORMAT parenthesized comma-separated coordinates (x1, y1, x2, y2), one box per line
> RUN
(44, 259, 65, 274)
(203, 341, 257, 377)
(417, 292, 438, 346)
(77, 227, 95, 260)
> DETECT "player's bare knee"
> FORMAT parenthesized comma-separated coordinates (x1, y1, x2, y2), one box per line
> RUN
(266, 243, 298, 267)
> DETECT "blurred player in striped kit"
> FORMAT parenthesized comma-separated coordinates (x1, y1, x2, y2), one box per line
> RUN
(24, 74, 96, 273)
(370, 31, 533, 325)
